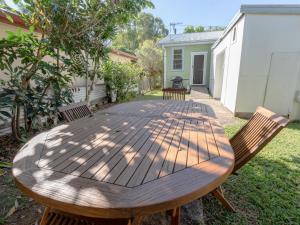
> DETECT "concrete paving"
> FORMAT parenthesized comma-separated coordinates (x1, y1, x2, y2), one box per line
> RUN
(188, 86, 237, 126)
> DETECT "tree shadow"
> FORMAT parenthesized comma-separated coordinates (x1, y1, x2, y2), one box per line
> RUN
(202, 123, 300, 225)
(12, 99, 234, 223)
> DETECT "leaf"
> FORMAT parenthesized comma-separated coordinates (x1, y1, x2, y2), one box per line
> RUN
(5, 205, 16, 218)
(0, 168, 6, 176)
(0, 161, 12, 168)
(5, 15, 14, 24)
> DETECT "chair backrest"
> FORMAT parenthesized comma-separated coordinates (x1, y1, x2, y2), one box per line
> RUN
(230, 107, 289, 172)
(58, 102, 92, 122)
(162, 88, 186, 101)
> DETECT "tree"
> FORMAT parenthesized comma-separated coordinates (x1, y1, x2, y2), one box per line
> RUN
(0, 28, 73, 141)
(101, 61, 143, 102)
(16, 0, 153, 103)
(112, 12, 168, 51)
(135, 40, 163, 88)
(136, 40, 162, 77)
(184, 25, 225, 33)
(0, 0, 153, 140)
(184, 25, 205, 33)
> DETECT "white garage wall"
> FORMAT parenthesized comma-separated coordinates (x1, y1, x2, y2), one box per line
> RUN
(212, 16, 245, 112)
(236, 14, 300, 119)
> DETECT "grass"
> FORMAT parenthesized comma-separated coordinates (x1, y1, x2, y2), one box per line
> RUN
(133, 89, 192, 101)
(1, 90, 299, 224)
(133, 89, 163, 101)
(203, 121, 300, 225)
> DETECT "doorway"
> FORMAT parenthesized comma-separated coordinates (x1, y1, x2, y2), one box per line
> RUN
(214, 50, 226, 99)
(191, 52, 207, 85)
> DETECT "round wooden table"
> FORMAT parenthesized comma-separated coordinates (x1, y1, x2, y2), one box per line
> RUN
(13, 100, 234, 222)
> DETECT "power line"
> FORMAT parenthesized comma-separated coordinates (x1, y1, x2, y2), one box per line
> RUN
(169, 22, 182, 35)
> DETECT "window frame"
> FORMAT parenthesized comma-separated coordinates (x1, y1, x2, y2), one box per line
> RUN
(171, 47, 184, 71)
(232, 26, 237, 44)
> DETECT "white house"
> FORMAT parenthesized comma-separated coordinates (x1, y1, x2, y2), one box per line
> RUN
(210, 4, 300, 120)
(159, 4, 300, 120)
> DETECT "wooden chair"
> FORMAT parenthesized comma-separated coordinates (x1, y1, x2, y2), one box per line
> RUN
(162, 88, 186, 101)
(211, 106, 289, 211)
(58, 101, 93, 122)
(40, 208, 143, 225)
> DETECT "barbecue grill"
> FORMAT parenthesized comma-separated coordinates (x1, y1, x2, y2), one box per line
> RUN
(171, 76, 188, 88)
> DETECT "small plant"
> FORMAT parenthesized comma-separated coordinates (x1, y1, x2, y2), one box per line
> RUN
(101, 60, 143, 102)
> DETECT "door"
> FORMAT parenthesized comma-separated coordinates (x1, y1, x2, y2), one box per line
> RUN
(264, 52, 300, 116)
(192, 54, 205, 85)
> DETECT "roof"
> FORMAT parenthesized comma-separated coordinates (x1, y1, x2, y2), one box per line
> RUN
(158, 31, 223, 46)
(212, 4, 300, 49)
(110, 49, 138, 61)
(240, 4, 300, 14)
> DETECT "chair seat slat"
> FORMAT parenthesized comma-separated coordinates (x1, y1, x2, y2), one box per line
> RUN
(230, 106, 289, 172)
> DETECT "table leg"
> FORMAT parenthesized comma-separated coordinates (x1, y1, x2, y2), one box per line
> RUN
(128, 216, 144, 225)
(170, 207, 180, 225)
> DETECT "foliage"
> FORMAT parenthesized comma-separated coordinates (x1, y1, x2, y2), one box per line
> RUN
(0, 0, 153, 140)
(112, 12, 168, 51)
(136, 40, 163, 77)
(184, 25, 205, 33)
(203, 121, 300, 225)
(0, 29, 73, 140)
(184, 25, 225, 33)
(101, 60, 143, 102)
(0, 161, 12, 176)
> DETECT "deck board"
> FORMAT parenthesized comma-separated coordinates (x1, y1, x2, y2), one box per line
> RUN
(13, 100, 235, 219)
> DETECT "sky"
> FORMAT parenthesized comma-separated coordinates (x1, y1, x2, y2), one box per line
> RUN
(145, 0, 300, 33)
(4, 0, 300, 33)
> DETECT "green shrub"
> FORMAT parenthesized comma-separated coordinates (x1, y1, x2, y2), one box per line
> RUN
(101, 61, 143, 102)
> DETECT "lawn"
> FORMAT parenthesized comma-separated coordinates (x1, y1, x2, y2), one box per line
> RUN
(203, 121, 300, 225)
(133, 89, 164, 101)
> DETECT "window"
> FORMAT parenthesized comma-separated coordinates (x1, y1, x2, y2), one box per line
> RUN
(172, 48, 183, 70)
(232, 27, 237, 42)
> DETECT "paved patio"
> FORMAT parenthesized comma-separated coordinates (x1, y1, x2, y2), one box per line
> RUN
(188, 87, 237, 126)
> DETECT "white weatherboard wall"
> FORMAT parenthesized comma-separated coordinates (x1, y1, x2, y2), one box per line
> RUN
(211, 16, 245, 112)
(235, 14, 300, 119)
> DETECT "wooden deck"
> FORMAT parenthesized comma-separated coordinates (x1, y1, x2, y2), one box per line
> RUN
(13, 100, 234, 219)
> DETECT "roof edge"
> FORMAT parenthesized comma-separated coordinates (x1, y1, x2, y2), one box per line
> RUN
(212, 11, 243, 49)
(240, 4, 300, 14)
(110, 49, 138, 61)
(158, 39, 219, 47)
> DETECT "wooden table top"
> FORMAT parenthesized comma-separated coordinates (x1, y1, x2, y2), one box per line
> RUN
(13, 100, 234, 219)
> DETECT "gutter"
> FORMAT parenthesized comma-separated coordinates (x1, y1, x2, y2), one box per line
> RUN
(158, 40, 219, 48)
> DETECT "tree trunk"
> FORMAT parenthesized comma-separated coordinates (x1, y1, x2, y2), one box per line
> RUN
(11, 104, 23, 142)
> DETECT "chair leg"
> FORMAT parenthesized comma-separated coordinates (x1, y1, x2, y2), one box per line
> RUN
(168, 207, 180, 225)
(40, 207, 50, 225)
(212, 187, 235, 212)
